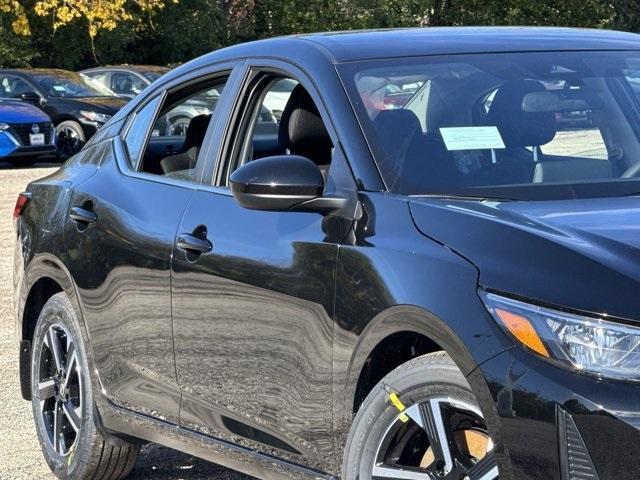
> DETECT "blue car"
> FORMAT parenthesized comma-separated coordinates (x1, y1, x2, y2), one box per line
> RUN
(0, 98, 56, 164)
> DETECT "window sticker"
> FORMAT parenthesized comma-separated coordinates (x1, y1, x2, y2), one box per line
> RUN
(53, 85, 66, 92)
(439, 126, 506, 151)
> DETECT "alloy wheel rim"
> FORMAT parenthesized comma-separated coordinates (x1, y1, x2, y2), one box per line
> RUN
(37, 324, 83, 457)
(372, 396, 499, 480)
(56, 126, 83, 156)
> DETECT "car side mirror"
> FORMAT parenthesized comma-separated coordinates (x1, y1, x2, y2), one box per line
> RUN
(20, 91, 42, 106)
(230, 155, 326, 212)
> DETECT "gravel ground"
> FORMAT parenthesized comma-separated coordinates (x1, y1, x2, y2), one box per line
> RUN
(0, 163, 252, 480)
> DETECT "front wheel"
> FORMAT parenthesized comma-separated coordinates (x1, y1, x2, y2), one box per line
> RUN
(343, 352, 499, 480)
(55, 121, 85, 159)
(30, 292, 140, 479)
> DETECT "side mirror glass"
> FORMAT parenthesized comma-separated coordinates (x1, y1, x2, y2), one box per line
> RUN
(230, 155, 324, 211)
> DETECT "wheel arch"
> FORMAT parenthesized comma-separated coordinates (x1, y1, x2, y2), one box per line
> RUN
(19, 253, 86, 400)
(21, 276, 63, 344)
(53, 115, 88, 139)
(346, 305, 483, 416)
(52, 114, 81, 126)
(341, 305, 507, 478)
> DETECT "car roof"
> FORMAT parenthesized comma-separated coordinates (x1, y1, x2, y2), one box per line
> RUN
(307, 27, 640, 61)
(82, 65, 169, 74)
(190, 27, 640, 66)
(6, 68, 72, 73)
(0, 68, 81, 77)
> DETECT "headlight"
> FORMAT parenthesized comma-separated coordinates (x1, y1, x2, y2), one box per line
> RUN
(481, 291, 640, 380)
(80, 111, 111, 123)
(0, 122, 9, 130)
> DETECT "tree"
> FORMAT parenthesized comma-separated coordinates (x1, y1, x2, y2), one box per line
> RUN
(1, 0, 30, 35)
(32, 0, 176, 63)
(0, 0, 631, 70)
(611, 0, 640, 31)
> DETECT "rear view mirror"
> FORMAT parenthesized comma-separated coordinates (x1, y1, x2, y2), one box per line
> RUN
(230, 155, 324, 211)
(522, 89, 605, 113)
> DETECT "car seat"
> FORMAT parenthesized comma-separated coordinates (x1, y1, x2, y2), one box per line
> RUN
(160, 114, 211, 174)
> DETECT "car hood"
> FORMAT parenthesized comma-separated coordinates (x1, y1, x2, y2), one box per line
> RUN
(0, 100, 50, 123)
(409, 196, 640, 322)
(49, 96, 126, 114)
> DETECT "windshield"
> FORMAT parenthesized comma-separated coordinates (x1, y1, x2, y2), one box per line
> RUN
(30, 71, 114, 98)
(339, 51, 640, 200)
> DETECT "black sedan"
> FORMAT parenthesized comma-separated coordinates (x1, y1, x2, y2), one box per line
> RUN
(14, 27, 640, 480)
(0, 69, 126, 157)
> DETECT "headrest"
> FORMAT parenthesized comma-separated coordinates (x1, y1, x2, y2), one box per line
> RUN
(183, 114, 211, 151)
(278, 85, 332, 156)
(373, 109, 421, 155)
(425, 78, 459, 132)
(486, 80, 557, 148)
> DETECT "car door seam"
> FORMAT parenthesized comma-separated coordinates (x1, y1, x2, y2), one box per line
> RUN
(171, 188, 197, 425)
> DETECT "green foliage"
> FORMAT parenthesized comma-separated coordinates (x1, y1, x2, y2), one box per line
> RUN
(0, 0, 636, 70)
(0, 17, 36, 66)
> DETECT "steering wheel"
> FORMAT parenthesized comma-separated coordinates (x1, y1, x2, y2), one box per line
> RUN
(622, 161, 640, 178)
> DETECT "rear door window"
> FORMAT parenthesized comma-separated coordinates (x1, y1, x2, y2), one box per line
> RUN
(84, 71, 109, 89)
(122, 73, 229, 183)
(123, 95, 162, 170)
(111, 72, 146, 97)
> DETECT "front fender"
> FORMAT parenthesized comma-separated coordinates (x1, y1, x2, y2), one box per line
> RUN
(331, 193, 515, 472)
(345, 305, 480, 402)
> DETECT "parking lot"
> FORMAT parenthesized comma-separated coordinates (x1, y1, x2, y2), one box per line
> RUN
(0, 163, 251, 480)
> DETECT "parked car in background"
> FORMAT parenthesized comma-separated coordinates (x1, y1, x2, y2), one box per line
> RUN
(81, 65, 170, 99)
(82, 65, 220, 136)
(0, 98, 56, 165)
(0, 69, 126, 157)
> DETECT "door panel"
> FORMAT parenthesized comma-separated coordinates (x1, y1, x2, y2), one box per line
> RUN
(64, 144, 193, 422)
(172, 191, 336, 469)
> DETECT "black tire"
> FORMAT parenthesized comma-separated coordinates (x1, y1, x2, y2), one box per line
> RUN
(343, 352, 498, 480)
(7, 160, 37, 168)
(55, 120, 85, 158)
(30, 292, 140, 479)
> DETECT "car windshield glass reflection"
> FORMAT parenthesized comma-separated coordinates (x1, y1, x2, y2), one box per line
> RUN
(340, 51, 640, 200)
(31, 71, 115, 98)
(142, 70, 168, 82)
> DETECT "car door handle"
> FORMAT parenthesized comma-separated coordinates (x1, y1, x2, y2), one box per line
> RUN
(69, 206, 97, 225)
(176, 233, 212, 254)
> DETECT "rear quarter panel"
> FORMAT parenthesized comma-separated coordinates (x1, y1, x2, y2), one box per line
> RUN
(13, 142, 108, 340)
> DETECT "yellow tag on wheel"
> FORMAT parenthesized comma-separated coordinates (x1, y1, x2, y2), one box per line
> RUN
(388, 392, 409, 423)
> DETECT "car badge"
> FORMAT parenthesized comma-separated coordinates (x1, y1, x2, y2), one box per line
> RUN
(31, 124, 40, 134)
